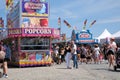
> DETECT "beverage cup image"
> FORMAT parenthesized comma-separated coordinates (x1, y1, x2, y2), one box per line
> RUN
(22, 18, 30, 28)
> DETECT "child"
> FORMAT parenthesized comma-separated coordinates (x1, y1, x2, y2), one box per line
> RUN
(99, 52, 103, 64)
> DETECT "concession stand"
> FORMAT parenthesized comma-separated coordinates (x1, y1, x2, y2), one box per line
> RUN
(6, 0, 60, 67)
(72, 29, 98, 44)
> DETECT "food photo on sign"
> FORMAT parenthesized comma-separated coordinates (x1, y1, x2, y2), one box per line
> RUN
(22, 17, 48, 28)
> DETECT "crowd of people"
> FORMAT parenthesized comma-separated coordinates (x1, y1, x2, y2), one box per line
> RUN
(52, 38, 119, 70)
(0, 37, 119, 78)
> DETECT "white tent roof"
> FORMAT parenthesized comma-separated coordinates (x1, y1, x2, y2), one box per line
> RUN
(97, 29, 112, 40)
(112, 30, 120, 38)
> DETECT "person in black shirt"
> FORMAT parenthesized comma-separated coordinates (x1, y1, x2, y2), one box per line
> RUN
(65, 43, 72, 69)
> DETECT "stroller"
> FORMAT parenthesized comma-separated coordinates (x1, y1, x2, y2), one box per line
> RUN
(114, 49, 120, 71)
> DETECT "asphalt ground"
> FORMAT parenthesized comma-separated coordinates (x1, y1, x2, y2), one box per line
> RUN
(0, 60, 120, 80)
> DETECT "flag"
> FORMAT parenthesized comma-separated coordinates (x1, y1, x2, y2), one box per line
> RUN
(90, 20, 96, 27)
(0, 17, 4, 28)
(6, 0, 13, 9)
(84, 19, 87, 27)
(58, 17, 61, 26)
(63, 20, 71, 28)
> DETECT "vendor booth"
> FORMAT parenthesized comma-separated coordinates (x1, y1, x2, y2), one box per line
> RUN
(72, 29, 98, 44)
(8, 28, 59, 67)
(5, 0, 60, 67)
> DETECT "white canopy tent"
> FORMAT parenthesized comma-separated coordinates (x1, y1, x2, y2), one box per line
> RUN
(112, 30, 120, 38)
(97, 29, 112, 39)
(97, 29, 112, 43)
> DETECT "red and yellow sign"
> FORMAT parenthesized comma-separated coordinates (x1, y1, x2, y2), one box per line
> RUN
(22, 17, 48, 28)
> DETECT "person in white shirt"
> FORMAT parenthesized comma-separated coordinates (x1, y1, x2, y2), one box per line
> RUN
(71, 40, 78, 69)
(94, 44, 100, 64)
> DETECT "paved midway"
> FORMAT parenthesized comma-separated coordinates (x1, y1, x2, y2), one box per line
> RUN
(0, 61, 120, 80)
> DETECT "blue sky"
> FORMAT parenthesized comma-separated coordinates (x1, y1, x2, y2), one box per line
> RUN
(48, 0, 120, 38)
(1, 0, 120, 38)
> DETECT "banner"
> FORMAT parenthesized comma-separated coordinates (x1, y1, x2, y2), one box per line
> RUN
(22, 1, 49, 17)
(63, 20, 71, 28)
(0, 17, 4, 28)
(84, 19, 87, 27)
(7, 2, 20, 28)
(90, 20, 96, 27)
(6, 0, 13, 9)
(8, 28, 60, 38)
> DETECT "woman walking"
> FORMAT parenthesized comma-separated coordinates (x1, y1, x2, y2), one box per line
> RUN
(93, 44, 100, 64)
(65, 43, 72, 69)
(107, 37, 117, 69)
(2, 44, 11, 78)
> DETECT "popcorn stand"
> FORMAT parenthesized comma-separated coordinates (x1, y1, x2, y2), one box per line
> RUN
(6, 0, 60, 67)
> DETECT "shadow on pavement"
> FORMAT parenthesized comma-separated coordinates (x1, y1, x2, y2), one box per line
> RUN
(108, 69, 120, 72)
(92, 68, 108, 71)
(92, 68, 120, 72)
(56, 68, 71, 69)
